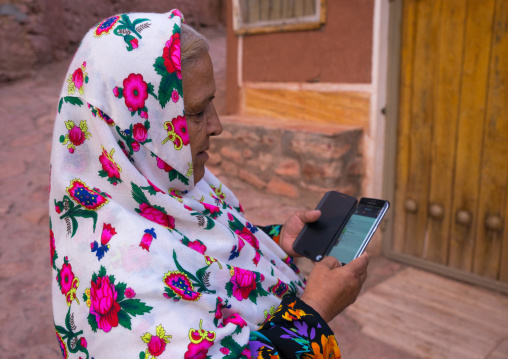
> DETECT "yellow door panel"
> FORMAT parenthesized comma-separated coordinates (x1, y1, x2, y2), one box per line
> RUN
(394, 0, 508, 284)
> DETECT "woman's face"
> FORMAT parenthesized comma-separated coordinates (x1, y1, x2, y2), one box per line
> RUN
(182, 52, 222, 184)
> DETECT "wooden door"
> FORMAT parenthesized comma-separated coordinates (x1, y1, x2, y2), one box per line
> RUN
(392, 0, 508, 285)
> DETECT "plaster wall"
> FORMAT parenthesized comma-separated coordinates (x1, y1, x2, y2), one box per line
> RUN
(242, 0, 374, 84)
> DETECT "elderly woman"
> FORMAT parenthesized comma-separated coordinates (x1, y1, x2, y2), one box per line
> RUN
(50, 10, 368, 359)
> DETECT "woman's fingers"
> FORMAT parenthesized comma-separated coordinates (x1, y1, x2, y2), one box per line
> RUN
(318, 255, 342, 270)
(348, 253, 369, 272)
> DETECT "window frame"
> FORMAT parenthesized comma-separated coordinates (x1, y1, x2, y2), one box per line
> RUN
(232, 0, 327, 35)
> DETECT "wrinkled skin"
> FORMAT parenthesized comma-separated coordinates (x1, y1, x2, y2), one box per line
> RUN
(181, 52, 222, 184)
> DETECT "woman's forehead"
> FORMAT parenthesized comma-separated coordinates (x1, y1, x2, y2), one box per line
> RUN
(182, 53, 216, 111)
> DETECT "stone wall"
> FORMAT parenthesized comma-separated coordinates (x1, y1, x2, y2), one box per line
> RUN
(208, 116, 364, 206)
(0, 0, 225, 82)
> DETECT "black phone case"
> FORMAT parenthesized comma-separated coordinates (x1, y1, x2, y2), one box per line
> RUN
(292, 191, 358, 261)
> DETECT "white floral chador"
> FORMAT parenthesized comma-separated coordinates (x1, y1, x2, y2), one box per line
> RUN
(50, 10, 339, 359)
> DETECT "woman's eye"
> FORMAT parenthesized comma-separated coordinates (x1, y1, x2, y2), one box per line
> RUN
(187, 110, 204, 117)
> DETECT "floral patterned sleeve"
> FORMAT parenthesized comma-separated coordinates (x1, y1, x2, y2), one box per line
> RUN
(257, 224, 282, 245)
(249, 296, 341, 358)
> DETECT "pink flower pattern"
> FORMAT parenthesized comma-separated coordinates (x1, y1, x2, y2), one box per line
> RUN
(171, 90, 179, 103)
(139, 203, 175, 229)
(187, 240, 207, 254)
(123, 73, 148, 112)
(100, 223, 116, 245)
(230, 267, 257, 301)
(132, 123, 148, 142)
(89, 275, 121, 333)
(163, 33, 181, 77)
(59, 262, 76, 295)
(171, 115, 189, 146)
(99, 146, 121, 185)
(139, 228, 156, 251)
(124, 287, 136, 298)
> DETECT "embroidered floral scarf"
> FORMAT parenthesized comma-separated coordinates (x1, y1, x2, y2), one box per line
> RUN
(49, 10, 305, 358)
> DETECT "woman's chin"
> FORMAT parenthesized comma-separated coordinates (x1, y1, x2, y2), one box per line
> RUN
(193, 164, 206, 184)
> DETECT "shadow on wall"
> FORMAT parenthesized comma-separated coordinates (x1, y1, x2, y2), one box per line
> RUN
(0, 0, 226, 82)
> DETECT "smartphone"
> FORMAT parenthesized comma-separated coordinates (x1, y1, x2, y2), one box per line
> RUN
(292, 191, 358, 261)
(328, 198, 390, 264)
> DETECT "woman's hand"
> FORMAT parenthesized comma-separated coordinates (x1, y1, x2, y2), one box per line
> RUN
(279, 210, 321, 257)
(300, 253, 369, 322)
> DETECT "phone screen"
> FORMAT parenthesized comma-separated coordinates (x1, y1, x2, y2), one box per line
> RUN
(328, 199, 388, 264)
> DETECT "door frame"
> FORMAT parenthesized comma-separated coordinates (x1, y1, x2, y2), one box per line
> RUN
(381, 0, 508, 294)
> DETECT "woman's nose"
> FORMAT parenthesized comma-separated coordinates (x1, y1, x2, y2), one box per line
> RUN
(207, 104, 222, 136)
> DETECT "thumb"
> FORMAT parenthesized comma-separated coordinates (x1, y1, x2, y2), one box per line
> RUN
(299, 209, 321, 224)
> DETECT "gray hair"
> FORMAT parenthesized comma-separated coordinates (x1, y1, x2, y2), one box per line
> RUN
(181, 24, 210, 67)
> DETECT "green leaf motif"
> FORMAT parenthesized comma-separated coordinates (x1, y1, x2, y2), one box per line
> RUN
(158, 74, 173, 109)
(119, 298, 153, 316)
(107, 176, 122, 185)
(115, 282, 127, 302)
(257, 282, 270, 297)
(176, 171, 190, 185)
(72, 209, 98, 232)
(248, 289, 258, 304)
(152, 204, 168, 214)
(228, 216, 244, 232)
(168, 169, 179, 183)
(153, 57, 167, 77)
(174, 74, 183, 97)
(147, 82, 157, 99)
(132, 18, 150, 28)
(88, 313, 98, 333)
(172, 250, 199, 284)
(98, 266, 107, 278)
(120, 14, 133, 28)
(117, 310, 132, 330)
(55, 324, 69, 336)
(173, 23, 180, 34)
(70, 216, 79, 237)
(164, 287, 178, 301)
(58, 97, 84, 114)
(65, 96, 84, 106)
(131, 182, 149, 206)
(204, 216, 215, 230)
(64, 309, 72, 332)
(225, 281, 233, 298)
(220, 336, 246, 359)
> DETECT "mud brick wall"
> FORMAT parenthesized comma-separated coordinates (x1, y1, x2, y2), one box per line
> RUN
(208, 117, 364, 207)
(0, 0, 225, 82)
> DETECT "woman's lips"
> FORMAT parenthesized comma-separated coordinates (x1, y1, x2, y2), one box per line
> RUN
(197, 150, 209, 161)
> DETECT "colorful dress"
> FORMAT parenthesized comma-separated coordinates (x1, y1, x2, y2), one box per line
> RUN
(49, 10, 340, 358)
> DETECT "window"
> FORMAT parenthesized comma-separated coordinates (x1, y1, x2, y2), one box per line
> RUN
(233, 0, 326, 35)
